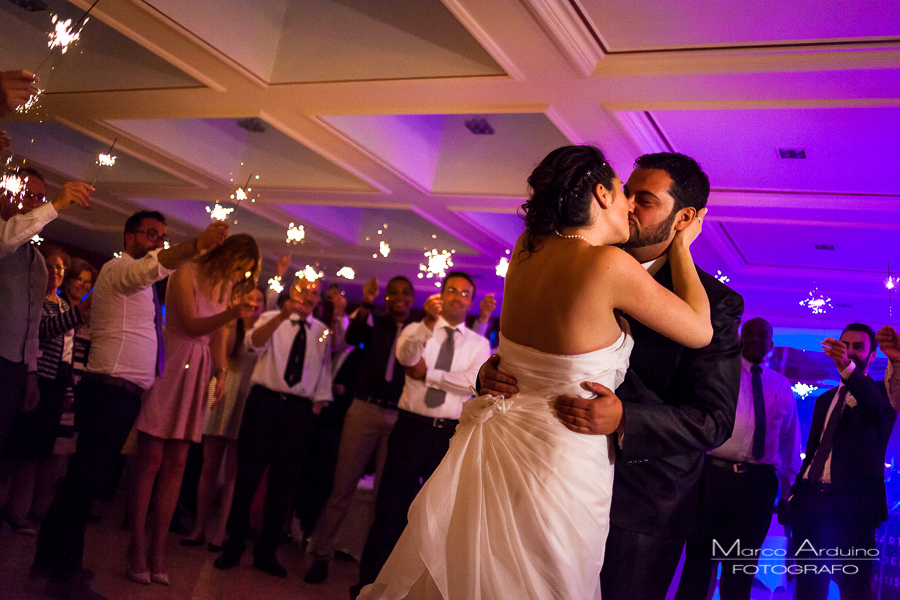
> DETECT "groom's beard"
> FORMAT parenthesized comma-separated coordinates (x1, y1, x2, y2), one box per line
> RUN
(623, 209, 678, 249)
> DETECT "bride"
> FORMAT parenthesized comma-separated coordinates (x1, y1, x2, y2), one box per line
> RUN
(359, 145, 713, 599)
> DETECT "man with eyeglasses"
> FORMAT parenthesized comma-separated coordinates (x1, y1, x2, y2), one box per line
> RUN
(0, 167, 93, 451)
(33, 210, 228, 600)
(352, 271, 490, 596)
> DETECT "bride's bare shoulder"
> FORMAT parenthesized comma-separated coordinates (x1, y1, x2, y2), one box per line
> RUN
(584, 245, 640, 273)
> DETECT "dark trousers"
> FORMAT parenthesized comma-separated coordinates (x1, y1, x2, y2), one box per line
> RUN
(790, 483, 877, 600)
(0, 356, 27, 449)
(356, 409, 456, 589)
(225, 385, 317, 560)
(33, 377, 142, 580)
(601, 525, 685, 600)
(675, 460, 779, 600)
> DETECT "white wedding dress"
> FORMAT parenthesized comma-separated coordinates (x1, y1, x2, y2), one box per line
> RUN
(359, 324, 633, 600)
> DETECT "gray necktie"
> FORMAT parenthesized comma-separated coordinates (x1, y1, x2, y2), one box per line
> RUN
(424, 327, 455, 408)
(385, 323, 402, 382)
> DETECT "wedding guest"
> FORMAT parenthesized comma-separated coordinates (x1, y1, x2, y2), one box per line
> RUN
(352, 271, 491, 595)
(305, 276, 415, 584)
(59, 258, 98, 381)
(1, 246, 84, 535)
(32, 213, 227, 600)
(214, 275, 333, 578)
(0, 169, 92, 450)
(182, 286, 265, 551)
(786, 323, 896, 600)
(128, 234, 260, 584)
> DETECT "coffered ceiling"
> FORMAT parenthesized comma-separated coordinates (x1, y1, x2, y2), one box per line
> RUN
(2, 0, 899, 335)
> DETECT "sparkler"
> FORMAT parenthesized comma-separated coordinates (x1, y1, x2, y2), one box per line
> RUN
(379, 241, 390, 258)
(495, 256, 509, 278)
(206, 203, 234, 221)
(230, 174, 259, 204)
(268, 276, 284, 294)
(715, 270, 730, 284)
(90, 138, 117, 186)
(286, 223, 305, 244)
(888, 261, 895, 317)
(419, 249, 454, 287)
(799, 288, 832, 315)
(30, 234, 43, 245)
(296, 266, 323, 282)
(336, 267, 355, 280)
(791, 383, 819, 399)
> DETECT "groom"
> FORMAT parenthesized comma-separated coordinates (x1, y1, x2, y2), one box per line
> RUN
(481, 152, 743, 599)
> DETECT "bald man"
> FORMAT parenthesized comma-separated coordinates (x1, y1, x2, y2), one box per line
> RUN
(676, 318, 801, 600)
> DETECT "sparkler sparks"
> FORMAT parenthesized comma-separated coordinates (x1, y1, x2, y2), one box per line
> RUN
(888, 277, 897, 291)
(206, 203, 234, 221)
(379, 241, 390, 258)
(96, 153, 116, 167)
(296, 266, 323, 282)
(1, 172, 25, 198)
(268, 276, 284, 294)
(715, 270, 730, 283)
(419, 249, 454, 286)
(791, 383, 819, 399)
(286, 223, 305, 244)
(30, 234, 43, 245)
(48, 14, 88, 54)
(336, 267, 355, 280)
(495, 256, 509, 278)
(799, 289, 832, 315)
(15, 89, 42, 114)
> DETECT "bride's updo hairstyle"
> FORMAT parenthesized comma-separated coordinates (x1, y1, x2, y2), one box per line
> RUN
(520, 145, 616, 254)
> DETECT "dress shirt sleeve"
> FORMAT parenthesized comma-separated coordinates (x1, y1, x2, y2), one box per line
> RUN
(425, 335, 491, 396)
(396, 322, 433, 367)
(246, 311, 281, 351)
(0, 203, 57, 259)
(885, 362, 900, 412)
(103, 249, 174, 295)
(777, 377, 802, 494)
(330, 314, 350, 354)
(471, 321, 489, 338)
(314, 331, 334, 403)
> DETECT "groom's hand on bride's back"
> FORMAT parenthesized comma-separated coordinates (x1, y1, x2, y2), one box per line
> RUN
(478, 354, 519, 397)
(554, 382, 624, 435)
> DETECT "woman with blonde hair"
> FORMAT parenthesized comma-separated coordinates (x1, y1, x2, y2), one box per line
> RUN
(127, 234, 260, 585)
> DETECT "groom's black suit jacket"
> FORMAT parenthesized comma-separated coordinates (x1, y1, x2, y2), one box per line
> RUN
(610, 262, 744, 538)
(790, 369, 895, 528)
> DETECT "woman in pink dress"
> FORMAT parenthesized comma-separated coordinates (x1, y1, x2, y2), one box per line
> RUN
(127, 234, 260, 585)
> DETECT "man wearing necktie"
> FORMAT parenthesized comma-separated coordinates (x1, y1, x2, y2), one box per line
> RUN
(304, 276, 415, 584)
(215, 275, 332, 578)
(676, 318, 801, 600)
(352, 271, 491, 597)
(786, 323, 896, 600)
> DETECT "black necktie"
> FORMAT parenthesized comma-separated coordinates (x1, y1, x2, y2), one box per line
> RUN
(806, 386, 848, 483)
(284, 320, 308, 387)
(152, 283, 165, 376)
(750, 364, 766, 460)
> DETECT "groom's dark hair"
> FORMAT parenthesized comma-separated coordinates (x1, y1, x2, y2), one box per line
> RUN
(635, 152, 710, 214)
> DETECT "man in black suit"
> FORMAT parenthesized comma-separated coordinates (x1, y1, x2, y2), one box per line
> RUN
(786, 323, 896, 600)
(482, 152, 743, 599)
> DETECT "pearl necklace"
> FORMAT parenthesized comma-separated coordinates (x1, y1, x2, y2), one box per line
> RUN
(554, 230, 591, 244)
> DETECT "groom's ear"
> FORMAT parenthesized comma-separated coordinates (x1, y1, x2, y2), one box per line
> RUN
(672, 206, 697, 231)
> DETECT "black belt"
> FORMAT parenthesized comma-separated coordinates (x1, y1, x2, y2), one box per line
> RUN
(82, 372, 144, 396)
(800, 478, 833, 493)
(708, 457, 775, 474)
(355, 394, 398, 410)
(399, 409, 458, 430)
(251, 384, 312, 405)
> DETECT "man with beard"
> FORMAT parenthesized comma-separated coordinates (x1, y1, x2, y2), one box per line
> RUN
(215, 275, 333, 577)
(786, 323, 896, 600)
(304, 276, 415, 584)
(351, 271, 491, 596)
(481, 152, 744, 599)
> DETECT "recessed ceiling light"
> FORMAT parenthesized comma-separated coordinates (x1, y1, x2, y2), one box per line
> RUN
(778, 149, 806, 159)
(814, 244, 834, 250)
(465, 118, 494, 135)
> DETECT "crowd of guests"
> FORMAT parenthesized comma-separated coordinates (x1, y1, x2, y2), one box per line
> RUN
(3, 69, 900, 600)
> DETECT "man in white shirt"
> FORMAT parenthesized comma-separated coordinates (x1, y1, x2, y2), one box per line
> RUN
(0, 169, 92, 449)
(33, 211, 227, 600)
(353, 271, 491, 595)
(215, 275, 332, 578)
(676, 318, 801, 600)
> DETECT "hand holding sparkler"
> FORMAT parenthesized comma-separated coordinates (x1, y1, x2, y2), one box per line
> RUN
(195, 221, 229, 254)
(820, 337, 851, 372)
(478, 294, 497, 324)
(275, 255, 291, 278)
(0, 70, 38, 117)
(423, 293, 443, 331)
(51, 181, 94, 212)
(876, 326, 900, 364)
